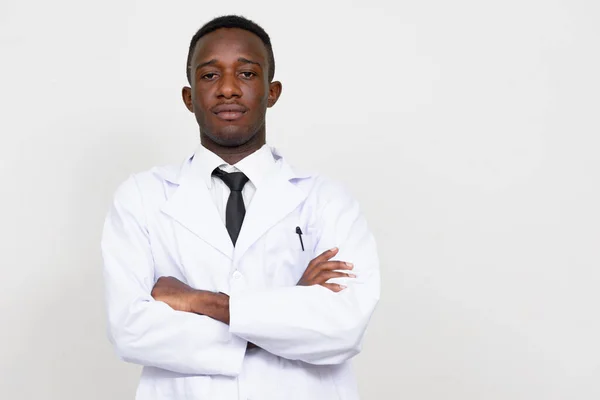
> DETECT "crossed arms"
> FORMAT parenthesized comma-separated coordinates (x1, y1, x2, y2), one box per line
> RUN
(102, 176, 380, 376)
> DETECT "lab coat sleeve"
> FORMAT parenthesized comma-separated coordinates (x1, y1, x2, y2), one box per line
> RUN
(102, 175, 247, 376)
(229, 181, 380, 365)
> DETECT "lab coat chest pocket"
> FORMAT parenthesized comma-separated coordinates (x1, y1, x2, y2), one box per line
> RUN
(263, 220, 314, 287)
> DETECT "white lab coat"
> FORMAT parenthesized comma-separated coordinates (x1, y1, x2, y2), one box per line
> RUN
(102, 148, 380, 400)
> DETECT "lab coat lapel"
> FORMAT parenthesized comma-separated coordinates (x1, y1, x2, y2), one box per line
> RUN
(161, 170, 233, 260)
(234, 160, 308, 261)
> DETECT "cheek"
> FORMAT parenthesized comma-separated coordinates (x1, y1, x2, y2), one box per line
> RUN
(192, 94, 210, 116)
(245, 83, 269, 104)
(253, 93, 270, 112)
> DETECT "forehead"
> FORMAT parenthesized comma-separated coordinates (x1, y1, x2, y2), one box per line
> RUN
(192, 28, 269, 66)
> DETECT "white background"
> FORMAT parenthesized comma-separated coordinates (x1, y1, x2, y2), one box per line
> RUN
(1, 0, 599, 399)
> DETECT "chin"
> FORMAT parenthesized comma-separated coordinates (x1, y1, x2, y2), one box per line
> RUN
(204, 127, 256, 147)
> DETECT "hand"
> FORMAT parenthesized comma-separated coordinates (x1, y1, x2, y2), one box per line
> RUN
(151, 276, 198, 313)
(297, 247, 355, 292)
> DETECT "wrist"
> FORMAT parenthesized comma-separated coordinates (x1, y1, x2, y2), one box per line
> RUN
(189, 290, 230, 325)
(212, 292, 230, 325)
(189, 290, 208, 315)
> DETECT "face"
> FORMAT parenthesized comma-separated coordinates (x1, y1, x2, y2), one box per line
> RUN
(182, 28, 282, 148)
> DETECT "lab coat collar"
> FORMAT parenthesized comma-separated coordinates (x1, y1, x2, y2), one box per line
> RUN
(192, 144, 228, 189)
(160, 145, 313, 259)
(161, 145, 312, 185)
(231, 144, 275, 189)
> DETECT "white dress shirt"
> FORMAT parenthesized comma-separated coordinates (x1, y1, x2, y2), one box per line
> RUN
(193, 144, 276, 224)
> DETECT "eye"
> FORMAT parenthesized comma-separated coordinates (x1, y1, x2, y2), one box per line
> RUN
(240, 71, 256, 79)
(201, 73, 218, 80)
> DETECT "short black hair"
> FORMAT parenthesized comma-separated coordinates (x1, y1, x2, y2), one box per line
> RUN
(186, 15, 275, 84)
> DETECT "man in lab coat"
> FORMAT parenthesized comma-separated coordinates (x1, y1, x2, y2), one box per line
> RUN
(102, 15, 380, 400)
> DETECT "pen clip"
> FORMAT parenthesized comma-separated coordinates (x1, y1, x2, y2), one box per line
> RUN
(295, 226, 305, 251)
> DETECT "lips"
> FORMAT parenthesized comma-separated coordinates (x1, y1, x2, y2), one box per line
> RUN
(211, 103, 248, 121)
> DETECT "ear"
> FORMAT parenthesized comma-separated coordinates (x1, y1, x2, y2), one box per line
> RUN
(182, 86, 194, 112)
(267, 81, 282, 108)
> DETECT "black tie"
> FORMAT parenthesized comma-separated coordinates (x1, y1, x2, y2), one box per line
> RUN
(212, 168, 249, 245)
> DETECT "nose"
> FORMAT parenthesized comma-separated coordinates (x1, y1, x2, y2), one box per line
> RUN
(216, 72, 242, 99)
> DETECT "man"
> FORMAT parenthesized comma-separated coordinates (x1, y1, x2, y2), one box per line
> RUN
(102, 15, 380, 400)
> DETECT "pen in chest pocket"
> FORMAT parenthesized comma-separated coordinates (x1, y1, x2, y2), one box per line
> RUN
(295, 226, 304, 251)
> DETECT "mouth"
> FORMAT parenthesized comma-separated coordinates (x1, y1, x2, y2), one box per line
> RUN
(211, 103, 248, 121)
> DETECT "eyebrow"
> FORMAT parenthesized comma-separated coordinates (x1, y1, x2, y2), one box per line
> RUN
(195, 57, 262, 72)
(237, 57, 261, 67)
(195, 59, 218, 71)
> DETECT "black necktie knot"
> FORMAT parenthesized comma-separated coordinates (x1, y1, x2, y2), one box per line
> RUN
(212, 168, 249, 192)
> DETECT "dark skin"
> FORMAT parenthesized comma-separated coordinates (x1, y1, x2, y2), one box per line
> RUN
(181, 28, 280, 165)
(152, 28, 355, 331)
(152, 248, 356, 324)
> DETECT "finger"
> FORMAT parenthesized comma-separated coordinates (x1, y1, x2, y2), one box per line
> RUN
(311, 247, 339, 265)
(305, 262, 353, 283)
(304, 248, 341, 278)
(321, 283, 347, 292)
(314, 260, 354, 272)
(315, 270, 356, 283)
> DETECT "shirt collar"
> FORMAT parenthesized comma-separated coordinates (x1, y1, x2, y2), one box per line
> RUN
(192, 143, 275, 189)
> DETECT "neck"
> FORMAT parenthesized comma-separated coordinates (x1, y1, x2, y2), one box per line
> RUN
(200, 129, 266, 165)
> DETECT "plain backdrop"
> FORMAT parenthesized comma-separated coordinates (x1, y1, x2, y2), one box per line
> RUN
(1, 0, 599, 399)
